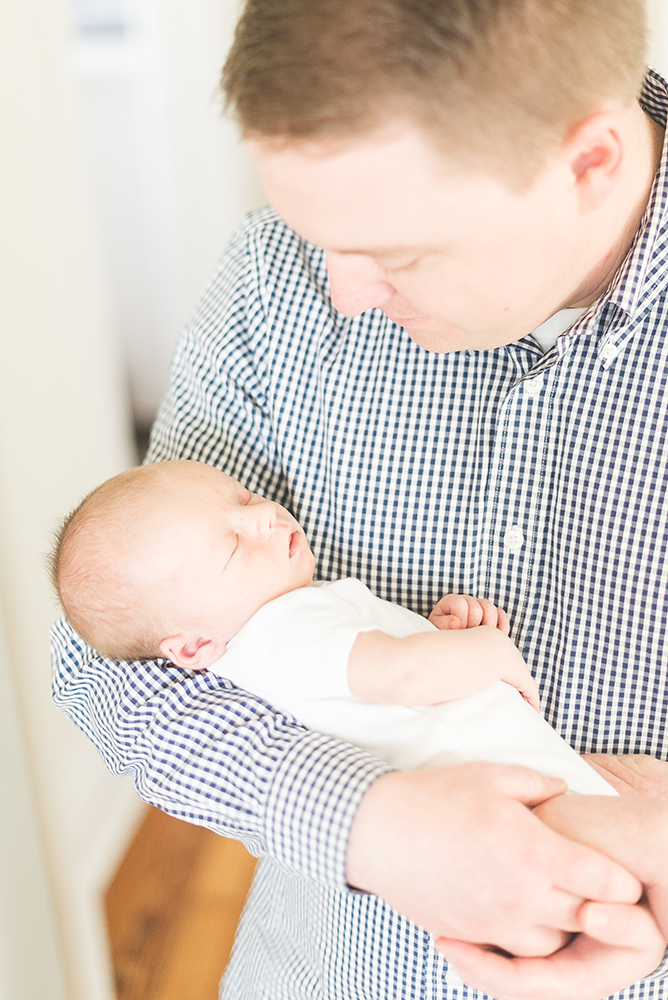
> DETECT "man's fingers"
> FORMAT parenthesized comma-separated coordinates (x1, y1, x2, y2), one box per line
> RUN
(487, 765, 642, 903)
(436, 905, 667, 1000)
(582, 753, 668, 801)
(580, 900, 667, 947)
(435, 939, 552, 1000)
(489, 762, 568, 807)
(551, 835, 642, 905)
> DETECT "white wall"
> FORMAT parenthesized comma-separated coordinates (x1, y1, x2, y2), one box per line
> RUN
(649, 0, 668, 77)
(70, 0, 266, 426)
(0, 611, 67, 1000)
(0, 1, 144, 998)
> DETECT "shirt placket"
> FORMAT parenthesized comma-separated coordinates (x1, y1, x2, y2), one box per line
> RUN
(478, 348, 562, 640)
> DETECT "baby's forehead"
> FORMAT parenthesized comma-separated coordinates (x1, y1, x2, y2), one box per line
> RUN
(156, 461, 242, 493)
(111, 464, 245, 548)
(132, 466, 242, 524)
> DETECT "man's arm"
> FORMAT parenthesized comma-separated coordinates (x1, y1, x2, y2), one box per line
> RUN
(51, 615, 390, 883)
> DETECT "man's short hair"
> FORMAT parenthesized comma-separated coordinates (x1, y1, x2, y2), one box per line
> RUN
(222, 0, 648, 188)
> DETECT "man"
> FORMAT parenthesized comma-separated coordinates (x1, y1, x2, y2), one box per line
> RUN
(52, 1, 668, 997)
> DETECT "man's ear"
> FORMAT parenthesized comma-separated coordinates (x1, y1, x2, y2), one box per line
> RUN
(565, 110, 623, 214)
(159, 631, 226, 671)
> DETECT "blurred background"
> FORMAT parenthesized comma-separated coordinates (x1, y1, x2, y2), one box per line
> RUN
(0, 2, 667, 998)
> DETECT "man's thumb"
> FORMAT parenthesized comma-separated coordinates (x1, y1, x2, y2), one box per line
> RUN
(493, 764, 567, 807)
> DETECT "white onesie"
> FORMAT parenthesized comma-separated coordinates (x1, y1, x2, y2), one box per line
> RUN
(209, 579, 615, 796)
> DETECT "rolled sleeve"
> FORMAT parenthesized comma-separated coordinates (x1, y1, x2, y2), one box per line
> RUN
(51, 617, 391, 886)
(264, 728, 391, 886)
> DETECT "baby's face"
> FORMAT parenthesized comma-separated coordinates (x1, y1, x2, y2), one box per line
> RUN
(140, 462, 315, 646)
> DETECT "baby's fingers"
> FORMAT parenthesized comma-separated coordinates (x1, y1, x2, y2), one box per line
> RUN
(429, 594, 470, 629)
(435, 614, 464, 630)
(496, 607, 510, 635)
(429, 594, 511, 631)
(476, 598, 500, 628)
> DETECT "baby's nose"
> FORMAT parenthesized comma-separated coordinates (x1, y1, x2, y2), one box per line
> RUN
(248, 499, 277, 538)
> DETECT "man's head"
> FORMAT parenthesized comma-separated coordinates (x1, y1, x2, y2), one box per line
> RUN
(223, 0, 657, 351)
(223, 0, 647, 189)
(51, 461, 315, 668)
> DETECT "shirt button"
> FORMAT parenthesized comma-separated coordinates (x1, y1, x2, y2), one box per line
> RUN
(523, 377, 543, 397)
(503, 525, 525, 553)
(600, 343, 618, 362)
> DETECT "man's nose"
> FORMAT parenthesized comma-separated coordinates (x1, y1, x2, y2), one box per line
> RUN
(326, 251, 395, 317)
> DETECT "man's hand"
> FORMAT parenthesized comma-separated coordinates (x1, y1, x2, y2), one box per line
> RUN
(436, 900, 666, 1000)
(583, 753, 668, 801)
(429, 594, 510, 634)
(346, 763, 641, 958)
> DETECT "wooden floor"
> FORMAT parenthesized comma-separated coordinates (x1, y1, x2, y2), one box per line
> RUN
(105, 807, 256, 1000)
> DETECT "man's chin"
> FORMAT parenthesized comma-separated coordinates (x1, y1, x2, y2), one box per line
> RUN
(390, 318, 469, 354)
(386, 315, 515, 354)
(381, 311, 467, 352)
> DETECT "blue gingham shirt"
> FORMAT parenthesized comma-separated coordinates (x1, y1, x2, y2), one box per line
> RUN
(52, 71, 668, 999)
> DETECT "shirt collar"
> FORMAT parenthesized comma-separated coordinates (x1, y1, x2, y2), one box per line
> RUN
(605, 69, 668, 319)
(546, 69, 668, 370)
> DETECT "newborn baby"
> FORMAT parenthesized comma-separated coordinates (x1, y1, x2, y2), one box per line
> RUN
(51, 459, 668, 946)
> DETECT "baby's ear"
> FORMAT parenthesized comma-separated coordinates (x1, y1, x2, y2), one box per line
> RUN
(159, 631, 225, 671)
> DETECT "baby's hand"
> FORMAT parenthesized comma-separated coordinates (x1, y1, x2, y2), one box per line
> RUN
(429, 594, 540, 710)
(429, 594, 510, 635)
(500, 656, 541, 712)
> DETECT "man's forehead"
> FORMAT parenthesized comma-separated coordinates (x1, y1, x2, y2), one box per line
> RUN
(248, 126, 510, 252)
(248, 123, 457, 189)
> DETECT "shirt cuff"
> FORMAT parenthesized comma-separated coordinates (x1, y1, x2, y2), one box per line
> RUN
(264, 728, 392, 888)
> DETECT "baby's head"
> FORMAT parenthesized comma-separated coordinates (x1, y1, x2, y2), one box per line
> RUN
(51, 460, 315, 668)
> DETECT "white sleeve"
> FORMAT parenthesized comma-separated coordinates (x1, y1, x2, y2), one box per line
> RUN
(209, 585, 380, 707)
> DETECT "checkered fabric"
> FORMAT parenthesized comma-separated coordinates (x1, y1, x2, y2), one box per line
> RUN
(52, 71, 668, 999)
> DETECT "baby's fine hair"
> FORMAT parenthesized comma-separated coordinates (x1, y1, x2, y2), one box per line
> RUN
(49, 465, 168, 661)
